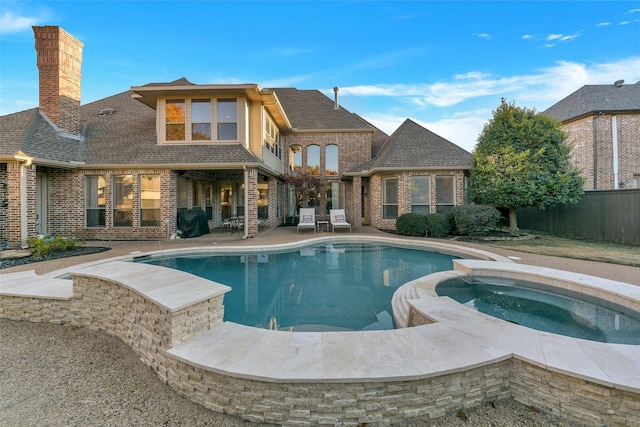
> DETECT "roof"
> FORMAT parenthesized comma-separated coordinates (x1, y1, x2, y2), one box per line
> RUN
(80, 91, 261, 166)
(271, 88, 376, 132)
(0, 109, 82, 163)
(350, 119, 472, 174)
(543, 82, 640, 122)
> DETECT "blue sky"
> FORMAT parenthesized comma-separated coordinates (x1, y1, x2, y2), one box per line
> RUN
(1, 1, 639, 152)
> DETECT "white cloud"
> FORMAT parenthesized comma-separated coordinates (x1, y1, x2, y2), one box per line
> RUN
(0, 11, 40, 34)
(596, 22, 611, 27)
(474, 33, 491, 40)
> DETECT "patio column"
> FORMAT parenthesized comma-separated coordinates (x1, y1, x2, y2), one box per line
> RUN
(352, 176, 362, 226)
(6, 160, 36, 248)
(244, 167, 258, 237)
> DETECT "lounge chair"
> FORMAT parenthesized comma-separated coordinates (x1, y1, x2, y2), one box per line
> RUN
(330, 209, 351, 233)
(297, 208, 316, 234)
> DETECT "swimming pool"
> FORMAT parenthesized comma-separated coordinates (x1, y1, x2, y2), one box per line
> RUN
(136, 242, 461, 331)
(435, 276, 640, 344)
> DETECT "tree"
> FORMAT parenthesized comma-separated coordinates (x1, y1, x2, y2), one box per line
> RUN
(470, 99, 584, 235)
(282, 173, 326, 212)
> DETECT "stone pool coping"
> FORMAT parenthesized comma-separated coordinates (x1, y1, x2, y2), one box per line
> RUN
(1, 236, 639, 425)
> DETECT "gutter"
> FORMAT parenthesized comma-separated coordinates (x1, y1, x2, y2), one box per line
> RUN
(342, 165, 472, 177)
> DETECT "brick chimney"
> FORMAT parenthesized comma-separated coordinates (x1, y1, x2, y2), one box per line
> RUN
(33, 26, 84, 135)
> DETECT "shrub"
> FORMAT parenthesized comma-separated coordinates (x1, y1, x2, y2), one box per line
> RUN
(396, 213, 427, 236)
(452, 204, 502, 237)
(426, 213, 452, 238)
(26, 235, 83, 257)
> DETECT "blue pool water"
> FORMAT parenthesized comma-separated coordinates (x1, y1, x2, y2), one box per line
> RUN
(136, 243, 460, 331)
(436, 277, 640, 344)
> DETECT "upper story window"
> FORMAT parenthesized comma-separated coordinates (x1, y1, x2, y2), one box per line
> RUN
(290, 145, 302, 173)
(163, 98, 237, 143)
(265, 114, 281, 159)
(325, 144, 339, 176)
(166, 100, 186, 141)
(192, 100, 212, 140)
(307, 145, 320, 175)
(217, 99, 237, 140)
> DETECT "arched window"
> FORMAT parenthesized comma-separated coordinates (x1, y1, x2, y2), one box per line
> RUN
(325, 144, 339, 176)
(307, 145, 320, 175)
(290, 145, 302, 173)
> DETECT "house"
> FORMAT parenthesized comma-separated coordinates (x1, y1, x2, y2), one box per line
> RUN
(543, 81, 640, 190)
(0, 26, 471, 249)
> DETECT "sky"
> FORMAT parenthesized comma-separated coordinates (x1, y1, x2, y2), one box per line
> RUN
(1, 1, 639, 153)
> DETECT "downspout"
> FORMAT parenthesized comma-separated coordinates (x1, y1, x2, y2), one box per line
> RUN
(592, 112, 602, 190)
(243, 166, 249, 239)
(14, 155, 33, 248)
(612, 115, 619, 189)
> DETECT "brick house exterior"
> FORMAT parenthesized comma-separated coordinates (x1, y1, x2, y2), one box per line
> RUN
(543, 82, 640, 190)
(0, 26, 472, 248)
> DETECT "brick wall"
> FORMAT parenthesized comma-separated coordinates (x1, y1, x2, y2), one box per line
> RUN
(33, 26, 84, 135)
(369, 170, 466, 230)
(563, 112, 640, 190)
(42, 167, 172, 240)
(0, 164, 7, 245)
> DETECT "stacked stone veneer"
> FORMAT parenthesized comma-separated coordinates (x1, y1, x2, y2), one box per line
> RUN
(1, 264, 638, 426)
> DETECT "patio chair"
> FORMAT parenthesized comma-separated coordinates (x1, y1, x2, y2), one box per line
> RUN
(297, 208, 316, 234)
(330, 209, 351, 233)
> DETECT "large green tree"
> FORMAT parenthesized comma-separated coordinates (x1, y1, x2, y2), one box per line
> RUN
(470, 99, 584, 235)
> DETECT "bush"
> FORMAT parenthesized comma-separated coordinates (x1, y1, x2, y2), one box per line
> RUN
(426, 213, 452, 238)
(452, 204, 502, 237)
(25, 235, 83, 257)
(396, 213, 427, 236)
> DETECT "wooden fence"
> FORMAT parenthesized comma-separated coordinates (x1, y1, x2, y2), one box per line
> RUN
(517, 189, 640, 245)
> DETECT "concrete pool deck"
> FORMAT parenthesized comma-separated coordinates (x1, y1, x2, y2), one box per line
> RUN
(1, 226, 640, 425)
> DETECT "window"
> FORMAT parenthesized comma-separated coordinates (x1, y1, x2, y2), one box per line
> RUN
(204, 184, 213, 220)
(191, 99, 211, 140)
(217, 99, 237, 140)
(325, 144, 339, 176)
(290, 145, 302, 173)
(85, 176, 105, 227)
(140, 175, 160, 227)
(236, 183, 245, 217)
(436, 175, 455, 213)
(382, 177, 398, 219)
(164, 98, 237, 142)
(192, 181, 201, 208)
(166, 100, 186, 141)
(258, 182, 268, 219)
(265, 114, 281, 159)
(113, 175, 133, 227)
(177, 176, 188, 211)
(307, 145, 320, 175)
(411, 176, 430, 214)
(325, 181, 339, 214)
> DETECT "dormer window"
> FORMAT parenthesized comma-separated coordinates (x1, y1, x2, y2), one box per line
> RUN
(162, 98, 237, 143)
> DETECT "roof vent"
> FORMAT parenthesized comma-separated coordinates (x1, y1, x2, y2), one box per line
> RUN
(614, 79, 624, 87)
(333, 87, 339, 110)
(99, 108, 115, 116)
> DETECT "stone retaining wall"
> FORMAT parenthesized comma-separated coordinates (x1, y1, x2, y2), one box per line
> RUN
(2, 267, 638, 426)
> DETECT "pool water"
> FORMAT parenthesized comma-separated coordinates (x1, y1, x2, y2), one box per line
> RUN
(137, 243, 459, 331)
(436, 277, 640, 344)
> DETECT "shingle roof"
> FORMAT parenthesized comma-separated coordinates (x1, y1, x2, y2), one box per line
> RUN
(79, 91, 261, 166)
(543, 83, 640, 122)
(271, 88, 375, 131)
(0, 109, 82, 162)
(352, 119, 471, 173)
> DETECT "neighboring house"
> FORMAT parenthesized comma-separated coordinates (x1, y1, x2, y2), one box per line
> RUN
(543, 81, 640, 190)
(0, 26, 471, 248)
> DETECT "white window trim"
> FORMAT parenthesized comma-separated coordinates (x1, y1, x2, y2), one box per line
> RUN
(158, 97, 241, 144)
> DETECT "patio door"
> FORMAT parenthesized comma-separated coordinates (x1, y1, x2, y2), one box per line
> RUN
(36, 172, 47, 235)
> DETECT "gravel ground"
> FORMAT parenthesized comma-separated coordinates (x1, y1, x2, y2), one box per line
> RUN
(0, 319, 585, 427)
